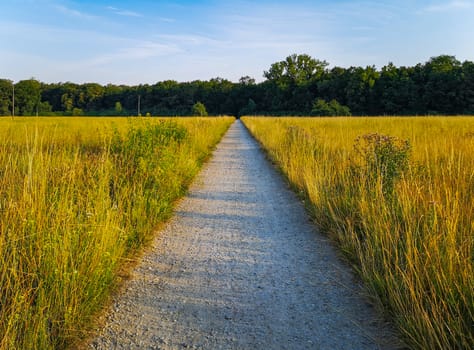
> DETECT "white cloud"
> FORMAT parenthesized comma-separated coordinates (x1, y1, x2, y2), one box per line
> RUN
(3, 0, 473, 84)
(115, 10, 142, 17)
(106, 6, 143, 17)
(157, 17, 175, 23)
(157, 34, 223, 47)
(79, 40, 182, 68)
(54, 4, 98, 20)
(424, 1, 474, 12)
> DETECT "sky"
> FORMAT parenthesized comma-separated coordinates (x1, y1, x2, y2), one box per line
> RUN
(1, 0, 473, 85)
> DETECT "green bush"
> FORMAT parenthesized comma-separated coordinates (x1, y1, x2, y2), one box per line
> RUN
(351, 133, 410, 196)
(191, 102, 208, 116)
(110, 121, 188, 248)
(311, 98, 351, 116)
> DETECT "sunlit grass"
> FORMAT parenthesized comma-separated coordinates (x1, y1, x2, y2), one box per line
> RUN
(242, 116, 474, 350)
(0, 116, 234, 349)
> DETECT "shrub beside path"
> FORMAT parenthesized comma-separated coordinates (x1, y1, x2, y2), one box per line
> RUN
(90, 120, 403, 350)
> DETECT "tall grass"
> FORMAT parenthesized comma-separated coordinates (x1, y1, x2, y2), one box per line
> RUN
(0, 116, 234, 349)
(242, 116, 474, 350)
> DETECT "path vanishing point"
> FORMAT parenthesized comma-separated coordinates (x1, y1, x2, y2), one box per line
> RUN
(90, 120, 402, 350)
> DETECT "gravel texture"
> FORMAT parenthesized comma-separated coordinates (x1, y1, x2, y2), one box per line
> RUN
(90, 120, 402, 350)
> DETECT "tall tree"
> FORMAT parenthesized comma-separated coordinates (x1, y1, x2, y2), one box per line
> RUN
(14, 79, 41, 116)
(344, 66, 379, 115)
(461, 60, 474, 113)
(2, 54, 473, 117)
(264, 54, 328, 87)
(423, 55, 463, 114)
(0, 79, 13, 116)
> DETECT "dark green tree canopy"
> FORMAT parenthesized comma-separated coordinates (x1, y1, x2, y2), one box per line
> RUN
(1, 54, 473, 116)
(264, 54, 329, 87)
(311, 98, 351, 116)
(0, 79, 13, 116)
(15, 79, 42, 116)
(426, 55, 461, 73)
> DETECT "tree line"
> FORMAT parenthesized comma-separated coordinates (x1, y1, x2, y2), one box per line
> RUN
(1, 54, 473, 117)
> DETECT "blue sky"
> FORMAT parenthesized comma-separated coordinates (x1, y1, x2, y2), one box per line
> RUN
(1, 0, 473, 84)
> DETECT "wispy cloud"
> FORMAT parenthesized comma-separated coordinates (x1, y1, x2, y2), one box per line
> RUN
(157, 34, 222, 46)
(208, 3, 334, 56)
(116, 10, 142, 17)
(2, 0, 473, 84)
(54, 4, 98, 20)
(84, 40, 182, 67)
(106, 6, 143, 17)
(424, 0, 474, 12)
(158, 17, 175, 23)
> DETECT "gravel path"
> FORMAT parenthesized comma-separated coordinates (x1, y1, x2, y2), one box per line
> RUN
(90, 120, 402, 350)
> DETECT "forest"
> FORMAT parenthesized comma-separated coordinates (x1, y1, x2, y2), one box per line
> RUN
(1, 54, 473, 117)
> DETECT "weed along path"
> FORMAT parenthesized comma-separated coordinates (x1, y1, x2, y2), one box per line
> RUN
(90, 120, 401, 350)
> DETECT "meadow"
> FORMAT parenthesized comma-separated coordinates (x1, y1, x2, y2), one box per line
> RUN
(0, 116, 234, 349)
(242, 116, 474, 350)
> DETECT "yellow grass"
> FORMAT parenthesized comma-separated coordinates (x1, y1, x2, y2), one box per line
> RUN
(242, 116, 474, 350)
(0, 116, 234, 349)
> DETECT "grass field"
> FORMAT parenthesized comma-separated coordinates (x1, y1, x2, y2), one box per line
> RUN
(242, 116, 474, 350)
(0, 116, 234, 349)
